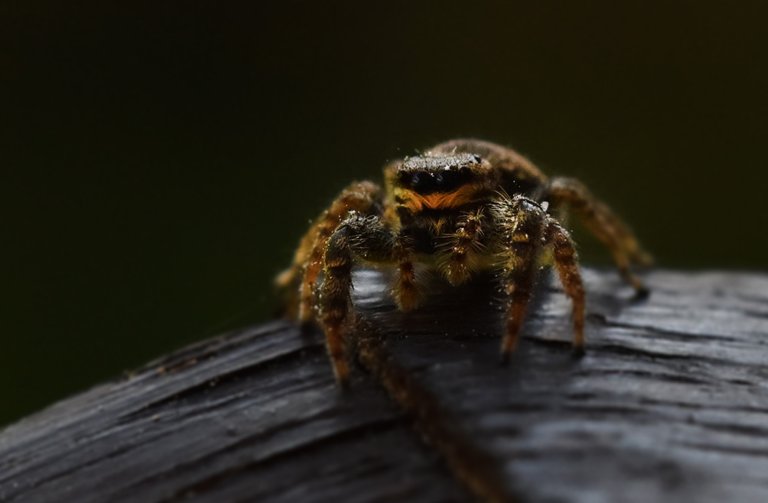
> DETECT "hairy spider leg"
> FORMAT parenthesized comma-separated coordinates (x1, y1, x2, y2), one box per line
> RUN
(320, 213, 396, 383)
(274, 181, 381, 323)
(496, 196, 547, 358)
(392, 236, 421, 312)
(546, 177, 651, 296)
(496, 195, 586, 359)
(546, 219, 586, 351)
(441, 209, 486, 286)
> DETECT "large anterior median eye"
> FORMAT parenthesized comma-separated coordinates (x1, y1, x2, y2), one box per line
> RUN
(399, 171, 433, 192)
(412, 172, 438, 192)
(398, 166, 474, 193)
(397, 171, 414, 186)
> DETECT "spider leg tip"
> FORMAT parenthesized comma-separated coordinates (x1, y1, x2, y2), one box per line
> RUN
(632, 286, 651, 301)
(336, 377, 352, 391)
(571, 345, 586, 359)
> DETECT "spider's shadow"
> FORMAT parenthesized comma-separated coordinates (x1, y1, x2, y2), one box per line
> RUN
(351, 266, 647, 385)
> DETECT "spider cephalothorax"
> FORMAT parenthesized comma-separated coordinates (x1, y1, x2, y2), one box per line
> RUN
(276, 139, 651, 383)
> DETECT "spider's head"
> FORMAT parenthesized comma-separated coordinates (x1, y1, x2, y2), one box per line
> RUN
(387, 153, 494, 212)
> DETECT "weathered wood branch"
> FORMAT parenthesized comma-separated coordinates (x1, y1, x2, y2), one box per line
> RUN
(1, 268, 767, 502)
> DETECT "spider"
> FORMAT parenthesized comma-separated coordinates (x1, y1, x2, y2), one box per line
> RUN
(276, 139, 651, 383)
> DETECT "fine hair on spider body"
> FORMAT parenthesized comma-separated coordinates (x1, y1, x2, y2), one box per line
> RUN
(276, 139, 651, 383)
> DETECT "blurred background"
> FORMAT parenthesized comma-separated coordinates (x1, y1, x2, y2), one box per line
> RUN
(2, 1, 767, 426)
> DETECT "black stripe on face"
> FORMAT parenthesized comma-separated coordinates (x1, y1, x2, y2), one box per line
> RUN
(397, 167, 475, 194)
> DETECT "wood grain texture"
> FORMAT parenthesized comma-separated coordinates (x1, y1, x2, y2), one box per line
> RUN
(0, 322, 466, 503)
(1, 268, 767, 502)
(355, 268, 768, 503)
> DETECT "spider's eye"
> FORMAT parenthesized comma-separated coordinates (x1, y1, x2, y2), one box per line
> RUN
(397, 171, 413, 186)
(410, 172, 436, 192)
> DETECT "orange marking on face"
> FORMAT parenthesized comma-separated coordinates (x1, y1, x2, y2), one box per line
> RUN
(396, 185, 480, 212)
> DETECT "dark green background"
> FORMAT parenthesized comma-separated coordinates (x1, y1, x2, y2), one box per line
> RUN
(2, 1, 767, 426)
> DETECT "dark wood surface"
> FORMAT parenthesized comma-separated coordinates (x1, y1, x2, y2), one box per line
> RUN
(1, 268, 767, 502)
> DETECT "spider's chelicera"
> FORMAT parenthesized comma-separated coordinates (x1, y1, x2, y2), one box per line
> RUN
(276, 139, 651, 383)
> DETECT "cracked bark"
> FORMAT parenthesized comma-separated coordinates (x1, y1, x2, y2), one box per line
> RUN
(1, 268, 767, 502)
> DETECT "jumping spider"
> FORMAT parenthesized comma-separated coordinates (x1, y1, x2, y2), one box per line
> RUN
(276, 139, 651, 383)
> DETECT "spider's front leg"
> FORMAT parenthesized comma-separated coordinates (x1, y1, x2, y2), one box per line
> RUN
(319, 213, 395, 384)
(495, 195, 585, 359)
(275, 181, 381, 323)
